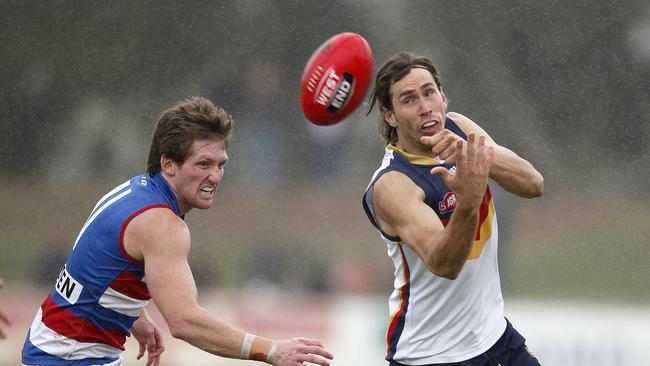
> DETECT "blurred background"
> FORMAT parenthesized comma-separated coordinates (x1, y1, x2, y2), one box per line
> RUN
(1, 1, 649, 365)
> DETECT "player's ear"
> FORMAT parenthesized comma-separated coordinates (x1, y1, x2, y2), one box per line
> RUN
(160, 154, 176, 176)
(383, 107, 398, 128)
(441, 89, 448, 109)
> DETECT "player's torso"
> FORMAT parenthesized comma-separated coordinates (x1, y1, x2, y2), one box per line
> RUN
(362, 118, 506, 364)
(23, 173, 181, 365)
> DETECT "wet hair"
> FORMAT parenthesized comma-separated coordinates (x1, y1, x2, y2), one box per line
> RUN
(366, 52, 443, 144)
(146, 96, 234, 176)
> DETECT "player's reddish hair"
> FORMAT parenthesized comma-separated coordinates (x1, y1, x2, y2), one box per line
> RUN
(366, 53, 443, 145)
(146, 97, 234, 176)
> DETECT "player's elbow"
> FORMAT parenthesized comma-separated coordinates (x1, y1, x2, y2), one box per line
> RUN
(426, 259, 464, 280)
(167, 315, 194, 341)
(432, 266, 462, 280)
(424, 245, 466, 280)
(525, 172, 544, 198)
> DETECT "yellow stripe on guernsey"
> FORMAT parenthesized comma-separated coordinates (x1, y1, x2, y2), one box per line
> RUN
(387, 144, 444, 165)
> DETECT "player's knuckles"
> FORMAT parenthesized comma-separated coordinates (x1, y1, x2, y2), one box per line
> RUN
(304, 345, 327, 355)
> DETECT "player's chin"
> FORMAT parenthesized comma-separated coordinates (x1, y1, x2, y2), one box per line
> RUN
(193, 197, 215, 210)
(421, 125, 442, 137)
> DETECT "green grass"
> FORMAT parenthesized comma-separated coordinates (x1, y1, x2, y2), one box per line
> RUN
(1, 183, 648, 302)
(506, 199, 650, 302)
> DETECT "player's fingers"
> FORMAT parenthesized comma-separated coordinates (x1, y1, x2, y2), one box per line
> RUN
(439, 144, 456, 161)
(137, 342, 145, 359)
(153, 329, 165, 354)
(467, 131, 476, 144)
(302, 345, 334, 360)
(431, 138, 452, 157)
(147, 354, 161, 366)
(477, 136, 493, 172)
(420, 131, 443, 146)
(453, 140, 465, 168)
(435, 132, 459, 156)
(0, 326, 6, 339)
(466, 132, 477, 162)
(476, 135, 486, 161)
(301, 353, 332, 366)
(0, 309, 11, 325)
(149, 343, 165, 357)
(430, 167, 451, 183)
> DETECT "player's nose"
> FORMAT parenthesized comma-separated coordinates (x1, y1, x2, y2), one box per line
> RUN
(418, 99, 433, 116)
(207, 167, 223, 184)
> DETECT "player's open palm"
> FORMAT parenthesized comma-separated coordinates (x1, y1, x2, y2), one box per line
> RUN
(273, 337, 334, 366)
(430, 133, 493, 210)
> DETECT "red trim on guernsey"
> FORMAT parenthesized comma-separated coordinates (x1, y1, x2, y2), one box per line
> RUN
(119, 204, 172, 264)
(475, 188, 492, 241)
(109, 272, 151, 300)
(41, 294, 125, 350)
(385, 244, 410, 359)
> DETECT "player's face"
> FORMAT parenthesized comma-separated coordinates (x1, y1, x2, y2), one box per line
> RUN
(384, 67, 447, 155)
(166, 138, 228, 213)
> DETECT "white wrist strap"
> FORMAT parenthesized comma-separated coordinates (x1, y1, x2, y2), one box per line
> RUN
(266, 340, 278, 364)
(240, 333, 256, 359)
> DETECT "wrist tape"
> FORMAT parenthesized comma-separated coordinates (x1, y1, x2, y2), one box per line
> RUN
(240, 333, 255, 359)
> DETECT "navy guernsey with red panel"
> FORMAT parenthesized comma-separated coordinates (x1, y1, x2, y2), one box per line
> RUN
(363, 117, 472, 239)
(362, 117, 505, 364)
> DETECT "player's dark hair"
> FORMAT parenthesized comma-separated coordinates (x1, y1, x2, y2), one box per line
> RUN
(366, 52, 443, 145)
(147, 96, 234, 176)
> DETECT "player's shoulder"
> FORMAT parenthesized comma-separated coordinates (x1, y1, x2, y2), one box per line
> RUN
(374, 170, 425, 204)
(446, 111, 494, 140)
(129, 207, 188, 238)
(446, 111, 478, 129)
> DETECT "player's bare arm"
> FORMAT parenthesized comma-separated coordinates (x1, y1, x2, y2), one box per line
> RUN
(124, 208, 333, 365)
(373, 135, 492, 279)
(424, 112, 544, 198)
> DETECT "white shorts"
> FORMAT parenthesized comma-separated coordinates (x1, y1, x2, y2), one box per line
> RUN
(23, 356, 123, 366)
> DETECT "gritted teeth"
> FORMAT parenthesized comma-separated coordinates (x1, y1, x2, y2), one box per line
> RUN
(200, 186, 215, 194)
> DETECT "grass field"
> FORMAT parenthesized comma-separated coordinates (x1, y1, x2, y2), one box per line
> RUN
(1, 181, 648, 365)
(1, 181, 648, 302)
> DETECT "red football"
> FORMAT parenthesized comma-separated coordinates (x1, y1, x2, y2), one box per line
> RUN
(300, 32, 373, 125)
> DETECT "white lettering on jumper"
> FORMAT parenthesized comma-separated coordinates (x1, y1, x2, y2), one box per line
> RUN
(55, 265, 83, 304)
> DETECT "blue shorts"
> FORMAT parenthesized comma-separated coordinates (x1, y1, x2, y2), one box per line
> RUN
(389, 319, 541, 366)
